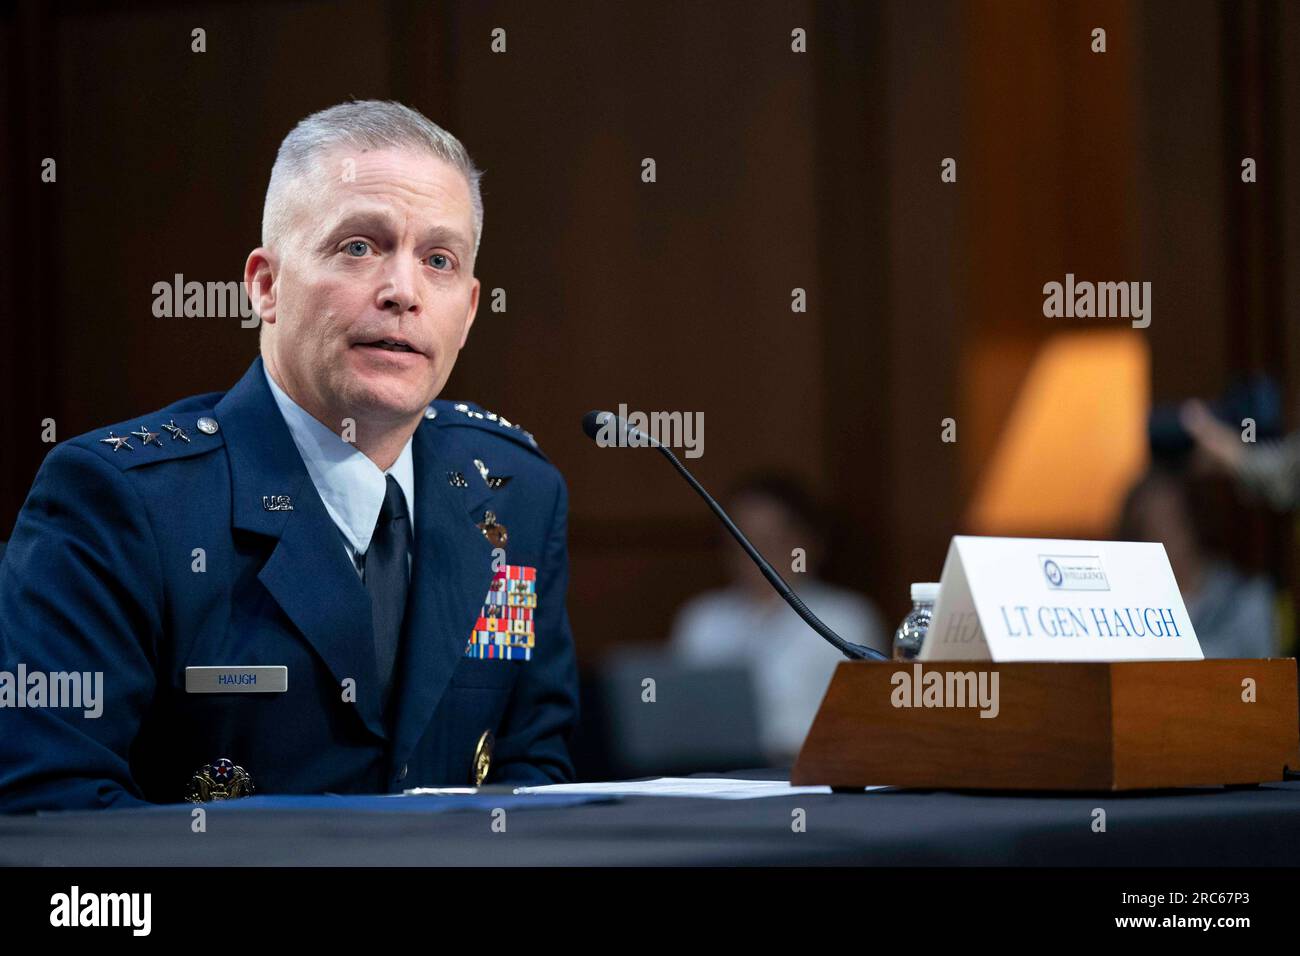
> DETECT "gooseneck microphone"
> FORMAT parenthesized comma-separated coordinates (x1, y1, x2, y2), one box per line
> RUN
(582, 410, 887, 661)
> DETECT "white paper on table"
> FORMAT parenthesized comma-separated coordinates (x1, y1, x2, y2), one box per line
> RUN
(403, 778, 891, 799)
(514, 777, 890, 799)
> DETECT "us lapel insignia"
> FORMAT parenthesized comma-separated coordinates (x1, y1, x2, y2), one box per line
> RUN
(261, 494, 294, 512)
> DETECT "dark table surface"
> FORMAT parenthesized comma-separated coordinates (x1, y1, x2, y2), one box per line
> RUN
(3, 771, 1299, 866)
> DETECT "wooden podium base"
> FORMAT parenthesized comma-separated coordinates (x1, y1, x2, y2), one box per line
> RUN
(791, 659, 1300, 791)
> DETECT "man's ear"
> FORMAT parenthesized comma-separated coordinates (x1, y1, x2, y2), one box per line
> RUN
(458, 277, 481, 349)
(244, 248, 279, 324)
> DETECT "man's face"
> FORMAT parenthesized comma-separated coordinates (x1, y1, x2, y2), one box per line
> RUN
(725, 493, 807, 598)
(256, 146, 480, 431)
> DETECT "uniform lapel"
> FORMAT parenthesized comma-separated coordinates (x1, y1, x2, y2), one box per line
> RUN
(216, 358, 387, 742)
(390, 423, 496, 771)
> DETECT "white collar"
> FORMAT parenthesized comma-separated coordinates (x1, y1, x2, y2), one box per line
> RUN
(263, 364, 416, 555)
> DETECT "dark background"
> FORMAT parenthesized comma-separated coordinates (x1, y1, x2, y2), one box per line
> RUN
(3, 0, 1299, 664)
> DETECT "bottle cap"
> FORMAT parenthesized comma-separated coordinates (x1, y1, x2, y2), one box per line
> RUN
(910, 582, 941, 603)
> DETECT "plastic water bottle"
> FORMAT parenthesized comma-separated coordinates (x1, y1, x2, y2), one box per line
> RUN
(892, 583, 940, 661)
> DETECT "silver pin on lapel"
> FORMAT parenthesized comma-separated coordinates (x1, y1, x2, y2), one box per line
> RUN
(473, 458, 512, 490)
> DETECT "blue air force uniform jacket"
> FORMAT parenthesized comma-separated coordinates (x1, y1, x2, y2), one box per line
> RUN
(0, 357, 579, 811)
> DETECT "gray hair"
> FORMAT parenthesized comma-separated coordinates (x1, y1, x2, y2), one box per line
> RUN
(261, 99, 484, 257)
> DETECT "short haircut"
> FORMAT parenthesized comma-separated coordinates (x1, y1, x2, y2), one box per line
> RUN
(261, 99, 484, 257)
(727, 472, 824, 535)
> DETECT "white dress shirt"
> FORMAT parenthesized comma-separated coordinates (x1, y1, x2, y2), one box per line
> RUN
(263, 365, 415, 576)
(669, 580, 887, 761)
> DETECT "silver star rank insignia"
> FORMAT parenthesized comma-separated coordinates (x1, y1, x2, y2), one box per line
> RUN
(130, 425, 163, 448)
(161, 419, 191, 443)
(99, 431, 133, 452)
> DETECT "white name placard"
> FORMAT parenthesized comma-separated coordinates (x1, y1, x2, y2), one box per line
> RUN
(920, 536, 1203, 662)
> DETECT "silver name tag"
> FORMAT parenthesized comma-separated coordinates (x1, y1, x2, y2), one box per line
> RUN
(185, 666, 288, 694)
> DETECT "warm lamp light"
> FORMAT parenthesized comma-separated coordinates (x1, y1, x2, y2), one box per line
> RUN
(965, 330, 1150, 536)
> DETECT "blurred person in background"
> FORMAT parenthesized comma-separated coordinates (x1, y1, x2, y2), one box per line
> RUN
(1182, 399, 1300, 512)
(669, 474, 887, 762)
(1118, 465, 1277, 658)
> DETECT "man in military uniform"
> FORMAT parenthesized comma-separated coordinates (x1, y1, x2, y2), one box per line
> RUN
(0, 100, 578, 811)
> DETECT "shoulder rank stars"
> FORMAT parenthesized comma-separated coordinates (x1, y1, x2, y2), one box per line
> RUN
(130, 425, 163, 448)
(98, 431, 133, 452)
(100, 416, 216, 452)
(451, 403, 538, 448)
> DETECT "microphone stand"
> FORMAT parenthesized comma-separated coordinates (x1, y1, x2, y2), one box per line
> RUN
(586, 412, 887, 662)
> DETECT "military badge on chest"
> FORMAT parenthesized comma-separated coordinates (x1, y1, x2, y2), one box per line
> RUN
(463, 451, 535, 659)
(476, 509, 508, 548)
(186, 758, 255, 803)
(466, 519, 537, 661)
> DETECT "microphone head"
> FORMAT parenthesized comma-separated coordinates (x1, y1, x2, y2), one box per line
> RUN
(582, 410, 615, 442)
(582, 409, 658, 448)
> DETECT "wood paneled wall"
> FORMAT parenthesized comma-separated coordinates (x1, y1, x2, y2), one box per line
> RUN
(3, 0, 1296, 658)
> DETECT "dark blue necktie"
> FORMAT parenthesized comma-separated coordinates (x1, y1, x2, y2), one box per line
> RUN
(364, 474, 411, 720)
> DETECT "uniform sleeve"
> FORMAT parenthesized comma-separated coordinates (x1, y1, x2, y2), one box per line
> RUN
(489, 471, 579, 784)
(0, 444, 162, 811)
